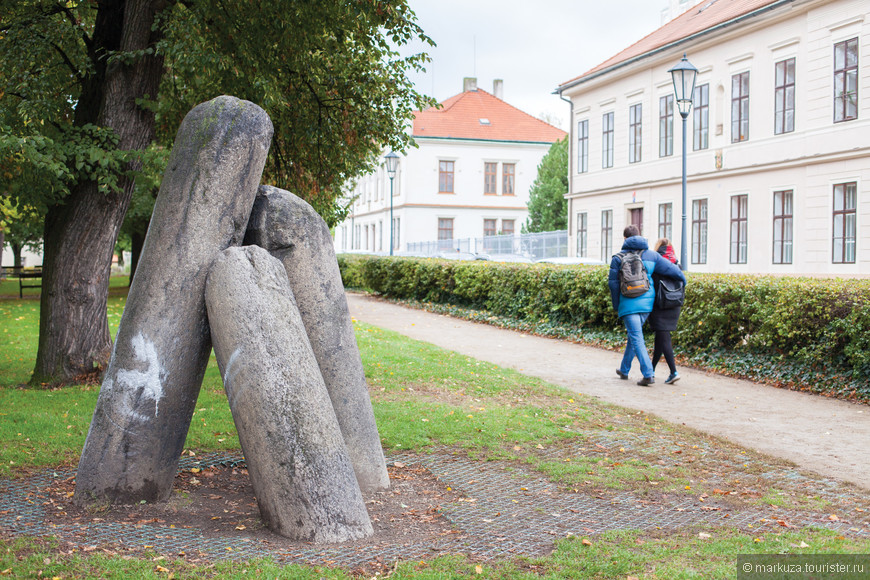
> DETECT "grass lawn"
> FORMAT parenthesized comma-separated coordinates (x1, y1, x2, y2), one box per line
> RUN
(0, 283, 868, 578)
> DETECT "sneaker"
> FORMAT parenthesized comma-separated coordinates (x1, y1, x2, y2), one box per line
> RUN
(636, 376, 654, 386)
(616, 369, 629, 380)
(664, 372, 680, 385)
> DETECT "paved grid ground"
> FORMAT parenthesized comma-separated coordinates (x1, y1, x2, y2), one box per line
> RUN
(1, 444, 868, 570)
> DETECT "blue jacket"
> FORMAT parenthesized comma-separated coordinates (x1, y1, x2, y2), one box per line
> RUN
(608, 236, 686, 318)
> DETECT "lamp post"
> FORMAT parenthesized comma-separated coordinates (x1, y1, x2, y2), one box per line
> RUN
(384, 151, 400, 256)
(668, 53, 698, 271)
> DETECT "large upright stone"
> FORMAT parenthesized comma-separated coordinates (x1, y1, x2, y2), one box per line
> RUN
(75, 96, 273, 504)
(244, 186, 389, 491)
(205, 246, 373, 542)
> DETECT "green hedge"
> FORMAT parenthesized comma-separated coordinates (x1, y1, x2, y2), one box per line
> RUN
(338, 254, 870, 399)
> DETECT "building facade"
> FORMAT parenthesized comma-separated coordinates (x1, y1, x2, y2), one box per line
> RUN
(559, 0, 869, 276)
(334, 79, 566, 254)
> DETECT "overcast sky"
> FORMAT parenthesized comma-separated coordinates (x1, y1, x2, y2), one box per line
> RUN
(401, 0, 670, 129)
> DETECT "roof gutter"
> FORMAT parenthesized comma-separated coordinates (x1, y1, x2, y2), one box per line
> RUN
(558, 0, 796, 92)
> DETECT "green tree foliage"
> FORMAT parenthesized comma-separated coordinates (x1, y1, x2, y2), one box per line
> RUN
(0, 0, 436, 384)
(523, 137, 568, 233)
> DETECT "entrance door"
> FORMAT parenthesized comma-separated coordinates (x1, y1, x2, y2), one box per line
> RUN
(630, 208, 644, 236)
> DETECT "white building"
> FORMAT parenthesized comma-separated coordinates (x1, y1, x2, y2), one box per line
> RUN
(334, 78, 566, 254)
(559, 0, 870, 276)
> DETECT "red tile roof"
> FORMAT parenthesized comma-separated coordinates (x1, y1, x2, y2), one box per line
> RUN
(561, 0, 786, 88)
(412, 89, 567, 143)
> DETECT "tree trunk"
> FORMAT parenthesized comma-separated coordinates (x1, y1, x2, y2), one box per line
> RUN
(0, 230, 4, 278)
(10, 242, 22, 270)
(31, 0, 167, 385)
(129, 226, 146, 286)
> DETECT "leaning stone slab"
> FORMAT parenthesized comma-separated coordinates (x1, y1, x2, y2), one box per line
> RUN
(245, 185, 389, 491)
(205, 245, 373, 542)
(75, 96, 273, 505)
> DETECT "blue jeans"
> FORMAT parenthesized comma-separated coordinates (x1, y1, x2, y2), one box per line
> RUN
(620, 312, 654, 379)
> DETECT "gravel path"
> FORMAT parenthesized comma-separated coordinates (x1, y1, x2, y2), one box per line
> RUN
(346, 292, 870, 491)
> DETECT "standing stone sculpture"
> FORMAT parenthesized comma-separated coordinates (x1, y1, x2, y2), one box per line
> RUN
(205, 246, 373, 542)
(75, 96, 274, 504)
(244, 185, 389, 491)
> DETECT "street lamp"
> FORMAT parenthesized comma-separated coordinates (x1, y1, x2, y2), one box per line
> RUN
(384, 151, 400, 256)
(668, 53, 698, 271)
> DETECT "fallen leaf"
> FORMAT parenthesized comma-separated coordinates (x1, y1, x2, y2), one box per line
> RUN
(582, 538, 592, 546)
(475, 565, 483, 574)
(828, 514, 839, 521)
(698, 532, 711, 539)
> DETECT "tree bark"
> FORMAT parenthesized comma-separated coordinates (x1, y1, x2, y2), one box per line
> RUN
(11, 242, 22, 270)
(32, 0, 168, 385)
(129, 226, 146, 286)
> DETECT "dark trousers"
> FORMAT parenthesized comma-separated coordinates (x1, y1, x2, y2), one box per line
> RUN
(652, 330, 676, 375)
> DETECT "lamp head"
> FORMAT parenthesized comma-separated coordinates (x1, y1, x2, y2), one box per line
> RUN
(668, 53, 698, 117)
(384, 151, 400, 178)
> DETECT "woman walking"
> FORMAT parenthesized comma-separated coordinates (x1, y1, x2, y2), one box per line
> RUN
(648, 238, 684, 384)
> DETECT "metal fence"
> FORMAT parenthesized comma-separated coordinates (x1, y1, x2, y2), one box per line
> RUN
(407, 230, 568, 260)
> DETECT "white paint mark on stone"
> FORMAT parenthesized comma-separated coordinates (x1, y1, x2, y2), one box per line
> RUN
(222, 347, 246, 407)
(115, 333, 166, 417)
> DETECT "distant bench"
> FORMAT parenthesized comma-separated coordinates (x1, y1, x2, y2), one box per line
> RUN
(1, 267, 42, 299)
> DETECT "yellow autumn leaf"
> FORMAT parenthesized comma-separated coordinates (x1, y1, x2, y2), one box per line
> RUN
(475, 565, 483, 574)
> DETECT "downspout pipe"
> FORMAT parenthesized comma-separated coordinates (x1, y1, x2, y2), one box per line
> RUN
(557, 90, 574, 253)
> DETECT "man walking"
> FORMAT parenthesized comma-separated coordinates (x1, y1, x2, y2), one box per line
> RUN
(608, 225, 686, 386)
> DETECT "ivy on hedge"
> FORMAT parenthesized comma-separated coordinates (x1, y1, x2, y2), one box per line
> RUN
(338, 255, 870, 400)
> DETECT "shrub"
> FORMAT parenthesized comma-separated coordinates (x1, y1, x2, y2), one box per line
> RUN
(338, 255, 870, 399)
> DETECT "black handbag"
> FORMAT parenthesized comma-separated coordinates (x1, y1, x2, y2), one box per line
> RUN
(655, 277, 685, 310)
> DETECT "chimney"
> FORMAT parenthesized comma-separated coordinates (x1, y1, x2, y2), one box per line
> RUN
(493, 79, 504, 100)
(463, 77, 478, 92)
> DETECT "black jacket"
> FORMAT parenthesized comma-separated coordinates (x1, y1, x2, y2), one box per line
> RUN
(647, 271, 682, 331)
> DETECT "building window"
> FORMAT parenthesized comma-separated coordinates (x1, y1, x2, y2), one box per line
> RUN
(577, 120, 589, 173)
(502, 163, 515, 195)
(576, 212, 588, 257)
(693, 83, 709, 150)
(691, 199, 707, 264)
(731, 71, 750, 142)
(391, 217, 400, 251)
(834, 38, 858, 123)
(602, 112, 614, 168)
(629, 104, 642, 163)
(484, 218, 497, 237)
(730, 194, 748, 264)
(438, 218, 454, 248)
(484, 162, 497, 194)
(658, 203, 673, 241)
(601, 210, 613, 263)
(439, 160, 454, 193)
(659, 95, 674, 157)
(774, 58, 795, 134)
(772, 190, 793, 265)
(832, 182, 857, 263)
(501, 219, 515, 236)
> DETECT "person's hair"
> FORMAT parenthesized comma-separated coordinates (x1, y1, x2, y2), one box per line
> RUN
(623, 225, 640, 238)
(653, 237, 669, 252)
